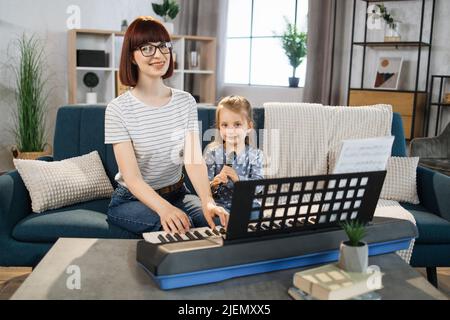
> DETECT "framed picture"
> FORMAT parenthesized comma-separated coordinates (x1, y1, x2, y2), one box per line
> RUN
(373, 57, 403, 90)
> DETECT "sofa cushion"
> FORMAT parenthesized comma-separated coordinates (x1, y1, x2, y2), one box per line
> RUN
(14, 151, 114, 213)
(12, 199, 138, 242)
(401, 203, 450, 244)
(380, 157, 420, 204)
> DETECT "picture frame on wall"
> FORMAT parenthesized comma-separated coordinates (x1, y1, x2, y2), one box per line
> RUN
(373, 57, 403, 90)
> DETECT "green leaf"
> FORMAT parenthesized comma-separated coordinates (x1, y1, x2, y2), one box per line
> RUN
(152, 0, 179, 21)
(152, 3, 164, 16)
(168, 5, 179, 20)
(340, 220, 367, 246)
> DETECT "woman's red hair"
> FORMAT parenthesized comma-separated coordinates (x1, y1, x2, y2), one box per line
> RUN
(119, 16, 174, 86)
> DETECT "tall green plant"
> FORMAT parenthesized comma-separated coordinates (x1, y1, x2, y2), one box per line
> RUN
(281, 18, 307, 78)
(13, 34, 48, 152)
(152, 0, 180, 22)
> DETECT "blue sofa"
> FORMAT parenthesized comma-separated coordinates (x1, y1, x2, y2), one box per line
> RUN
(1, 105, 449, 286)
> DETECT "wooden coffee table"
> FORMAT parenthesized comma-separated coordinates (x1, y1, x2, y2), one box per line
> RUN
(11, 238, 448, 300)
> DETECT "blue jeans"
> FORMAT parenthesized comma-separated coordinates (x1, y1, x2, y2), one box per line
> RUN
(107, 184, 210, 235)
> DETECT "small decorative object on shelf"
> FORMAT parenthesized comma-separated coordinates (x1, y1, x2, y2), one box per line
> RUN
(121, 19, 128, 32)
(83, 72, 99, 104)
(172, 52, 178, 69)
(445, 93, 450, 104)
(373, 57, 403, 90)
(189, 51, 199, 69)
(374, 3, 401, 42)
(280, 17, 307, 88)
(385, 21, 401, 42)
(151, 0, 180, 35)
(338, 220, 368, 273)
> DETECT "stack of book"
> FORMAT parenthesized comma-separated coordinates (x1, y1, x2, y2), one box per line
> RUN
(288, 263, 383, 300)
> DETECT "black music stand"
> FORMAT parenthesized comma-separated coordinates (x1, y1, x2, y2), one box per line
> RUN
(226, 171, 387, 242)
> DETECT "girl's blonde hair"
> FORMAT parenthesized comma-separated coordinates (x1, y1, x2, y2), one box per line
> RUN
(213, 95, 255, 146)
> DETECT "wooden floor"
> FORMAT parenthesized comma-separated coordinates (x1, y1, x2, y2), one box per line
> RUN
(1, 266, 449, 300)
(0, 267, 32, 300)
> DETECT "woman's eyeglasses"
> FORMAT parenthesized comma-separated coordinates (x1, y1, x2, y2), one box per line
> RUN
(137, 42, 172, 57)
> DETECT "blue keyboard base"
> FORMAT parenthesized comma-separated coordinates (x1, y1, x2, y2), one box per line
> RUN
(139, 238, 412, 290)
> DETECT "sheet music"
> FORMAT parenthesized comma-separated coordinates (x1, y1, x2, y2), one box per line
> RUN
(333, 136, 394, 174)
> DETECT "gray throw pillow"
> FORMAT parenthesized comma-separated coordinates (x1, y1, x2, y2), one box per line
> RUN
(14, 151, 114, 213)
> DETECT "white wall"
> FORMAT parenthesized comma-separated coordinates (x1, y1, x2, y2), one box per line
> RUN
(0, 0, 159, 172)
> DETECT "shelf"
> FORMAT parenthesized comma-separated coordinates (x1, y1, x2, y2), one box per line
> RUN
(76, 67, 116, 71)
(363, 0, 415, 2)
(69, 29, 217, 104)
(353, 41, 430, 48)
(184, 70, 214, 74)
(431, 103, 450, 107)
(348, 0, 435, 139)
(78, 102, 109, 105)
(350, 88, 427, 94)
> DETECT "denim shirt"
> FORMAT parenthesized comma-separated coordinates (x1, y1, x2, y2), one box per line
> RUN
(203, 143, 264, 211)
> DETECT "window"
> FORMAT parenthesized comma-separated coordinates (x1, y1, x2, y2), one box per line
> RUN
(225, 0, 308, 87)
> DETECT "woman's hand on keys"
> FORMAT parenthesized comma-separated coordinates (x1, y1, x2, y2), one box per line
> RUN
(158, 204, 191, 234)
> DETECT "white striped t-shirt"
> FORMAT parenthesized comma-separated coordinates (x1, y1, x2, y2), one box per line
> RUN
(104, 88, 199, 190)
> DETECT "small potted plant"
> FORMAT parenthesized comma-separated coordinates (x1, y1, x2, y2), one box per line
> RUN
(152, 0, 180, 34)
(338, 220, 368, 273)
(375, 4, 401, 42)
(280, 18, 307, 88)
(10, 34, 50, 160)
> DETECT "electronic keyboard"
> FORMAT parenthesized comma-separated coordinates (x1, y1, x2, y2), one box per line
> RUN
(136, 171, 418, 290)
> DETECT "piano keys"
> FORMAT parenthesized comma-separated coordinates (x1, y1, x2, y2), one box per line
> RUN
(143, 226, 226, 244)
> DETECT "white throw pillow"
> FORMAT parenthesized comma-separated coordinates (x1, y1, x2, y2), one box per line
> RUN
(13, 151, 114, 213)
(380, 157, 420, 204)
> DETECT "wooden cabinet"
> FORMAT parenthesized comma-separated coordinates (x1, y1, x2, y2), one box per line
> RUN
(68, 29, 217, 105)
(349, 89, 426, 140)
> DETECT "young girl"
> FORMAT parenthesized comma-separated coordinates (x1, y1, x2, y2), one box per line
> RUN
(105, 16, 228, 235)
(204, 96, 264, 215)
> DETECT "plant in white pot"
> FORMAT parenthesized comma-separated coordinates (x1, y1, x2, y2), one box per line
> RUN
(338, 220, 368, 273)
(152, 0, 180, 34)
(280, 18, 307, 88)
(10, 34, 51, 160)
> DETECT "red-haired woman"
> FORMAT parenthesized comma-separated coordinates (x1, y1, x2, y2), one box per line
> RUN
(105, 16, 228, 236)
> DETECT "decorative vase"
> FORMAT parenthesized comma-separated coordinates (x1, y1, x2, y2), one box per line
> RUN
(289, 77, 299, 88)
(384, 22, 401, 42)
(163, 22, 174, 35)
(86, 92, 97, 104)
(121, 20, 128, 32)
(11, 145, 52, 160)
(189, 51, 200, 69)
(338, 241, 368, 273)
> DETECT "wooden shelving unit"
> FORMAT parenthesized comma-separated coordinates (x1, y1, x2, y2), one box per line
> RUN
(68, 29, 217, 105)
(347, 0, 436, 140)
